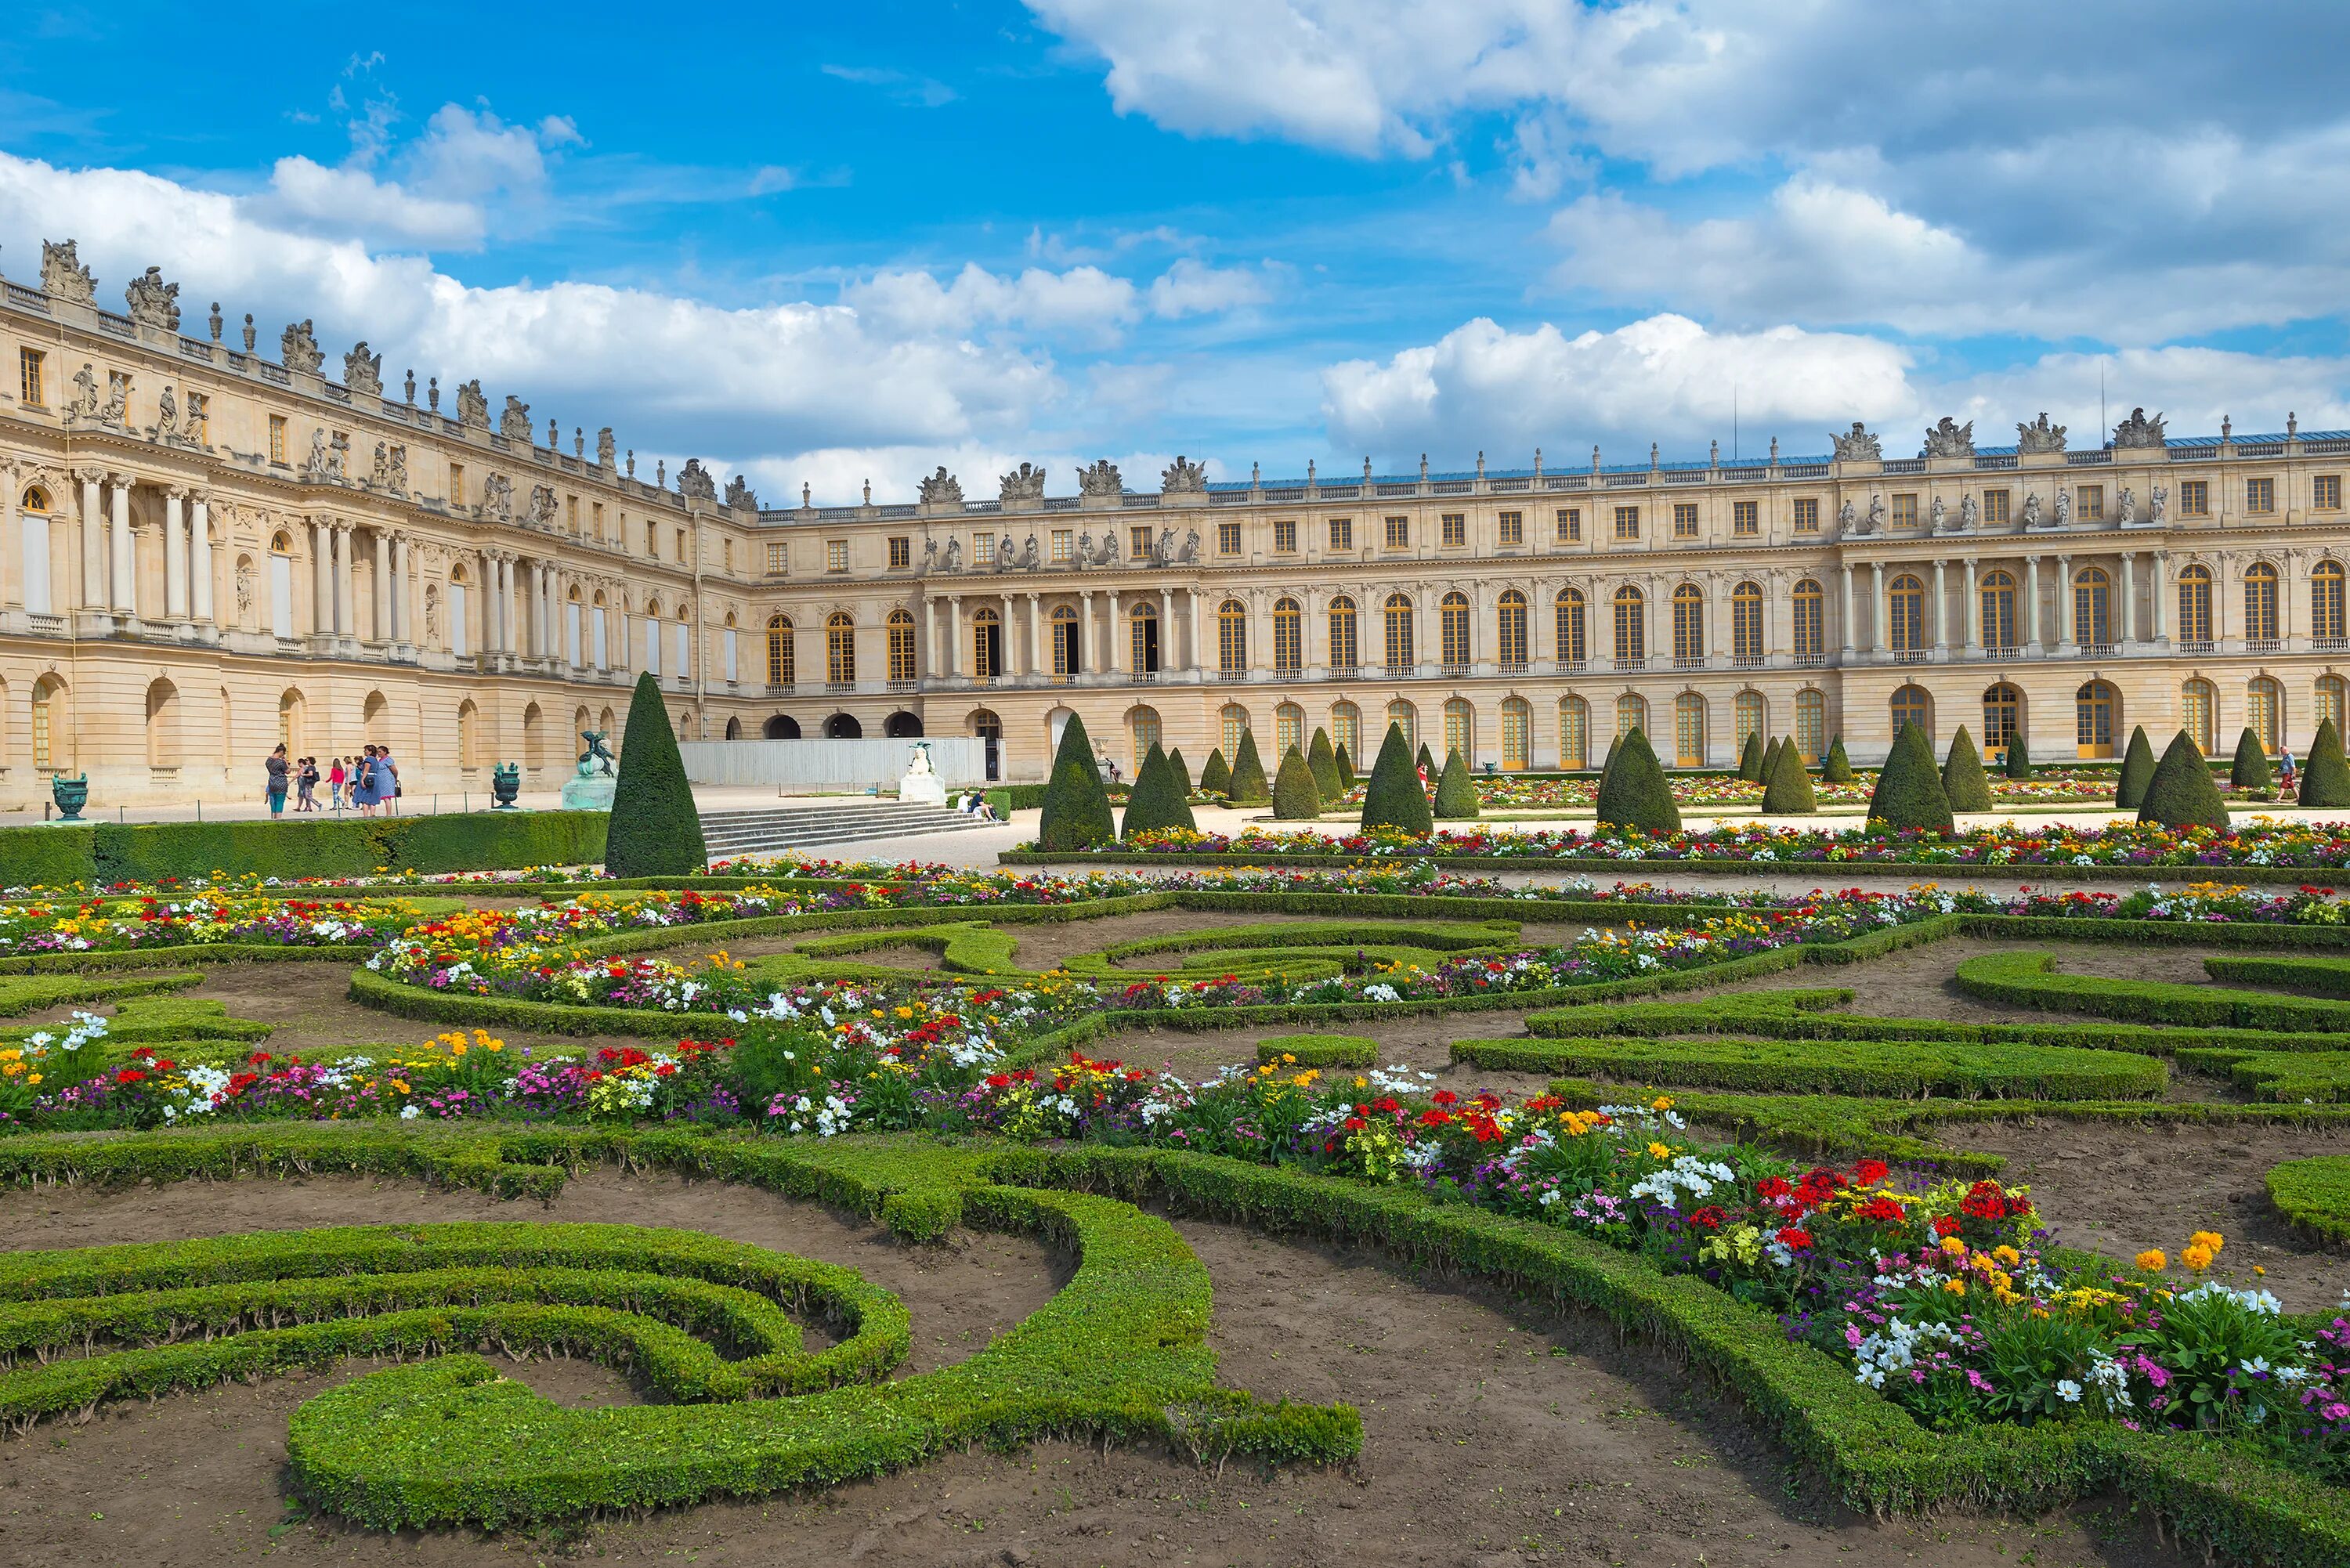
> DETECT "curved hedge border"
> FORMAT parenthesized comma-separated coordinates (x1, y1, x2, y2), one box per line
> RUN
(996, 847, 2337, 884)
(2266, 1155, 2350, 1247)
(2204, 954, 2350, 996)
(1954, 950, 2350, 1031)
(1455, 1035, 2167, 1100)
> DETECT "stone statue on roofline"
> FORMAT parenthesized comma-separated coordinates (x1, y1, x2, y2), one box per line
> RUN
(1831, 421, 1882, 462)
(2016, 412, 2066, 454)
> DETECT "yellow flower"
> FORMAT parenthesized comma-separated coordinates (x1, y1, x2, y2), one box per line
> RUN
(1646, 1141, 1672, 1159)
(1942, 1278, 1967, 1296)
(1992, 1245, 2021, 1266)
(1940, 1236, 1968, 1256)
(2188, 1230, 2224, 1254)
(1650, 1095, 1674, 1112)
(2135, 1249, 2167, 1272)
(2182, 1243, 2214, 1273)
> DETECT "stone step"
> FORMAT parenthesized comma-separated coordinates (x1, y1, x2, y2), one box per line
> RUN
(697, 804, 992, 857)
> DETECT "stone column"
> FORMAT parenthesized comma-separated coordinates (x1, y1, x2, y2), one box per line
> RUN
(392, 535, 411, 642)
(2023, 557, 2040, 649)
(2151, 551, 2169, 641)
(313, 518, 335, 635)
(1078, 589, 1096, 676)
(519, 560, 537, 656)
(2055, 554, 2075, 652)
(942, 595, 960, 677)
(162, 490, 188, 620)
(1025, 592, 1042, 677)
(190, 496, 214, 627)
(1869, 562, 1885, 654)
(1107, 590, 1123, 674)
(372, 531, 392, 641)
(1188, 590, 1204, 674)
(333, 522, 354, 636)
(1962, 558, 1979, 655)
(1838, 564, 1854, 658)
(109, 475, 135, 616)
(78, 471, 104, 610)
(1932, 559, 1948, 655)
(2118, 552, 2135, 646)
(1000, 591, 1016, 676)
(1159, 586, 1174, 674)
(482, 554, 501, 654)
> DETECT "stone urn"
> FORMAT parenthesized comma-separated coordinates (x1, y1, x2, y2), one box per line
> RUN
(49, 773, 88, 822)
(490, 762, 522, 810)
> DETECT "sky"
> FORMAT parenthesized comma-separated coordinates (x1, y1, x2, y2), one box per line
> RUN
(5, 1, 2350, 504)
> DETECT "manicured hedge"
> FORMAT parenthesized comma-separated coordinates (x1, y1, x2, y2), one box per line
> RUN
(2203, 953, 2350, 995)
(2177, 1048, 2350, 1102)
(0, 813, 612, 888)
(1458, 1035, 2167, 1100)
(994, 848, 2349, 883)
(2266, 1154, 2350, 1245)
(1954, 949, 2350, 1030)
(606, 670, 707, 877)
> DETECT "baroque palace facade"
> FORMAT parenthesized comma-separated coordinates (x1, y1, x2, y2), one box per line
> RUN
(3, 239, 2350, 803)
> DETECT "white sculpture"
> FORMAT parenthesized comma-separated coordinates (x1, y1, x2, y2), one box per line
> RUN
(898, 739, 947, 807)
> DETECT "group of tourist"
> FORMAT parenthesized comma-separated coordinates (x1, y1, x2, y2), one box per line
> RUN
(264, 744, 401, 818)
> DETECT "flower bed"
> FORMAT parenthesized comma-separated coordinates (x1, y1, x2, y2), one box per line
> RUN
(0, 893, 419, 958)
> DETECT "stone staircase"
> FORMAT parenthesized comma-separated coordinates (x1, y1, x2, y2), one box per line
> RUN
(699, 802, 996, 859)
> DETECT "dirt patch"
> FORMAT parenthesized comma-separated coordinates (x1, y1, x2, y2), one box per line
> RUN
(0, 1170, 2183, 1568)
(176, 962, 660, 1060)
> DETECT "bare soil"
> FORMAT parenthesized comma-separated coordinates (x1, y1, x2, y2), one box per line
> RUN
(0, 1171, 2187, 1568)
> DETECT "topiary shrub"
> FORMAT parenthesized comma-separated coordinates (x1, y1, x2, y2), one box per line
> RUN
(1333, 741, 1355, 790)
(1821, 735, 1853, 783)
(1940, 724, 1994, 813)
(1360, 723, 1434, 835)
(1307, 728, 1342, 804)
(1271, 746, 1323, 820)
(2115, 725, 2157, 809)
(1120, 743, 1196, 839)
(1198, 748, 1231, 799)
(1036, 713, 1115, 851)
(1736, 732, 1765, 782)
(1593, 727, 1680, 834)
(1760, 735, 1817, 814)
(606, 672, 707, 877)
(1227, 731, 1272, 805)
(1165, 746, 1192, 794)
(2230, 726, 2272, 790)
(2303, 717, 2350, 807)
(1431, 748, 1480, 820)
(2140, 730, 2230, 829)
(1866, 722, 1954, 832)
(2004, 732, 2033, 779)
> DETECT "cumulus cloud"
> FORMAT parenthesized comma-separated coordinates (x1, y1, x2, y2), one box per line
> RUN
(256, 157, 487, 248)
(1146, 258, 1275, 318)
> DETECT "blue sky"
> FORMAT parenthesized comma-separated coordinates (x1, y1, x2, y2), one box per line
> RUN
(5, 1, 2350, 502)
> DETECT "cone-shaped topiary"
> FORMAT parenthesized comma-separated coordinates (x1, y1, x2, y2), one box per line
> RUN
(1940, 725, 1994, 812)
(1760, 735, 1784, 786)
(1866, 722, 1954, 832)
(1416, 741, 1437, 781)
(1334, 741, 1356, 790)
(1361, 722, 1434, 834)
(1761, 733, 1817, 814)
(2140, 730, 2230, 829)
(1599, 734, 1618, 775)
(1822, 735, 1853, 783)
(2114, 725, 2157, 809)
(1432, 747, 1480, 819)
(2229, 726, 2272, 790)
(2303, 717, 2350, 807)
(1120, 742, 1195, 839)
(606, 671, 708, 876)
(1272, 746, 1323, 820)
(1227, 730, 1272, 804)
(1198, 747, 1231, 798)
(1737, 731, 1766, 782)
(2004, 732, 2033, 779)
(1036, 713, 1115, 851)
(1307, 727, 1343, 804)
(1165, 746, 1192, 794)
(1593, 727, 1681, 834)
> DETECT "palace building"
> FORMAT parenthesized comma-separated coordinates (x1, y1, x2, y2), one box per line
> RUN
(2, 239, 2347, 804)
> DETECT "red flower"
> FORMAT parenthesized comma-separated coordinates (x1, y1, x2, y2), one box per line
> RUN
(1932, 1215, 1963, 1238)
(1754, 1176, 1793, 1201)
(1855, 1196, 1906, 1223)
(1687, 1205, 1726, 1230)
(1430, 1089, 1459, 1107)
(1776, 1227, 1813, 1251)
(1853, 1158, 1890, 1187)
(1343, 1115, 1368, 1133)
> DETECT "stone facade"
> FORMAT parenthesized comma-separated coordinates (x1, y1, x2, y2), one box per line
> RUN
(5, 246, 2350, 801)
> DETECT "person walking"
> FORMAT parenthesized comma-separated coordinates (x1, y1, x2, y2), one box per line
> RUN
(377, 745, 401, 815)
(327, 756, 348, 810)
(265, 745, 290, 818)
(352, 746, 381, 818)
(295, 757, 320, 812)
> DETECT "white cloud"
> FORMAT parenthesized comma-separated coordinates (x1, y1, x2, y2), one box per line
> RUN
(1146, 258, 1274, 318)
(258, 157, 486, 248)
(820, 64, 958, 108)
(843, 262, 1141, 338)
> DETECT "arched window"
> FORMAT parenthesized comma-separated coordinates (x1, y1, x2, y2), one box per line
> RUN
(1218, 598, 1248, 674)
(2320, 674, 2347, 736)
(1555, 588, 1587, 666)
(1440, 592, 1471, 667)
(1128, 705, 1161, 770)
(1794, 690, 1824, 763)
(1734, 691, 1764, 750)
(1671, 583, 1705, 665)
(971, 606, 1003, 678)
(2249, 675, 2283, 753)
(2076, 680, 2117, 759)
(1050, 603, 1080, 677)
(2245, 562, 2280, 643)
(1385, 699, 1417, 753)
(1887, 574, 1926, 653)
(1982, 683, 2022, 760)
(1383, 594, 1415, 670)
(1272, 598, 1302, 672)
(2182, 677, 2217, 754)
(144, 678, 179, 768)
(1327, 596, 1358, 670)
(2317, 562, 2348, 641)
(2178, 565, 2214, 643)
(887, 609, 916, 682)
(1275, 701, 1304, 758)
(1731, 581, 1763, 665)
(1500, 696, 1531, 770)
(1615, 692, 1647, 740)
(20, 485, 51, 513)
(1890, 683, 1931, 740)
(826, 611, 855, 685)
(1612, 586, 1645, 667)
(1673, 692, 1706, 767)
(1497, 590, 1528, 667)
(1979, 570, 2016, 650)
(765, 614, 795, 686)
(1442, 697, 1473, 764)
(455, 698, 479, 769)
(2073, 565, 2110, 646)
(1330, 699, 1361, 761)
(30, 676, 62, 771)
(1559, 695, 1589, 769)
(1128, 601, 1159, 674)
(1791, 579, 1824, 659)
(522, 703, 545, 771)
(1220, 703, 1249, 758)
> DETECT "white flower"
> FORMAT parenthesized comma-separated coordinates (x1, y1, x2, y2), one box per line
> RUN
(400, 1104, 421, 1119)
(2055, 1378, 2083, 1403)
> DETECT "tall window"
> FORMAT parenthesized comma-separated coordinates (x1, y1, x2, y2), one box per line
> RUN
(1383, 594, 1415, 669)
(1982, 683, 2021, 758)
(1498, 511, 1523, 546)
(1734, 691, 1764, 749)
(2182, 677, 2217, 754)
(1276, 702, 1303, 759)
(1441, 512, 1466, 547)
(887, 609, 916, 681)
(1501, 697, 1530, 770)
(2318, 475, 2343, 511)
(1793, 497, 1819, 533)
(1733, 500, 1759, 537)
(1891, 494, 1918, 529)
(2245, 562, 2280, 641)
(1673, 692, 1706, 767)
(1732, 581, 1763, 665)
(1887, 575, 1926, 652)
(766, 542, 789, 576)
(973, 607, 1003, 677)
(1613, 505, 1640, 541)
(1130, 525, 1152, 558)
(1615, 693, 1648, 740)
(2247, 478, 2276, 514)
(1672, 503, 1699, 539)
(1273, 519, 1297, 552)
(1220, 704, 1249, 758)
(17, 347, 44, 406)
(1385, 515, 1409, 549)
(888, 536, 909, 569)
(2317, 561, 2347, 640)
(1440, 591, 1471, 666)
(2077, 486, 2104, 522)
(1385, 699, 1417, 752)
(1612, 585, 1646, 665)
(1497, 590, 1528, 666)
(1792, 579, 1824, 659)
(2321, 675, 2348, 735)
(765, 615, 794, 685)
(2076, 680, 2117, 758)
(1217, 522, 1241, 556)
(1556, 508, 1581, 542)
(1272, 598, 1302, 672)
(2178, 565, 2214, 642)
(1328, 596, 1359, 669)
(1980, 570, 2017, 649)
(1983, 489, 2010, 526)
(1795, 690, 1824, 762)
(1218, 598, 1248, 674)
(1890, 684, 1930, 739)
(269, 416, 289, 467)
(826, 612, 855, 683)
(1443, 698, 1473, 763)
(1329, 517, 1354, 551)
(31, 678, 57, 770)
(1330, 700, 1360, 761)
(1128, 604, 1157, 674)
(1129, 706, 1161, 770)
(2073, 566, 2111, 645)
(2249, 677, 2282, 753)
(1559, 696, 1589, 768)
(1555, 588, 1587, 664)
(1050, 605, 1079, 677)
(826, 540, 848, 573)
(1671, 583, 1705, 664)
(2179, 481, 2210, 518)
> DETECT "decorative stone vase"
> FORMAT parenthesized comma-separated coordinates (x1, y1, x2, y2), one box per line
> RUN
(490, 762, 522, 810)
(50, 774, 88, 822)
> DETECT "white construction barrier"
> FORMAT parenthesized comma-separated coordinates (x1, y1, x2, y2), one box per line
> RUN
(677, 738, 987, 791)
